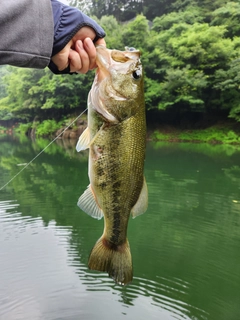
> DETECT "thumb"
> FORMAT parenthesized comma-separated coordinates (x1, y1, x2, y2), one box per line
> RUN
(51, 42, 72, 71)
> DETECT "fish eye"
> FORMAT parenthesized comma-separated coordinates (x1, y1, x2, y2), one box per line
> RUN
(127, 47, 136, 52)
(132, 69, 142, 80)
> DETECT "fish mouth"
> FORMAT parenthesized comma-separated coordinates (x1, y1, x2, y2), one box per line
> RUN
(95, 46, 111, 82)
(95, 46, 141, 100)
(96, 46, 140, 81)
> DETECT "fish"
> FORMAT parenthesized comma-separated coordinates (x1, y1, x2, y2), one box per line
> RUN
(76, 45, 148, 285)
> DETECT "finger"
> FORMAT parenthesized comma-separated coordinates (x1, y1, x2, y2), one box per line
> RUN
(74, 40, 90, 74)
(72, 26, 96, 42)
(83, 38, 97, 70)
(68, 48, 82, 73)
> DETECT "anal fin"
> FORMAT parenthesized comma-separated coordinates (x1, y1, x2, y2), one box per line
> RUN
(131, 177, 148, 218)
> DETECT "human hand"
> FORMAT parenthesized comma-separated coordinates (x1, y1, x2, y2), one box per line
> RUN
(50, 26, 106, 74)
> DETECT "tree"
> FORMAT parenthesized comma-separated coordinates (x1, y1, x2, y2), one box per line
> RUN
(70, 0, 176, 22)
(214, 56, 240, 121)
(0, 66, 9, 100)
(1, 1, 240, 126)
(142, 0, 175, 20)
(121, 14, 149, 50)
(69, 0, 92, 13)
(95, 15, 124, 49)
(0, 68, 44, 121)
(0, 67, 93, 121)
(211, 2, 240, 38)
(167, 24, 233, 72)
(152, 6, 203, 32)
(143, 13, 240, 119)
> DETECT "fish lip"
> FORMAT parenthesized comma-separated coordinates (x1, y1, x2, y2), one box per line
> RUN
(96, 45, 111, 74)
(96, 46, 128, 101)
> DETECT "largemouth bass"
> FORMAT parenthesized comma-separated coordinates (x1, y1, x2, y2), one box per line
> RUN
(76, 46, 148, 285)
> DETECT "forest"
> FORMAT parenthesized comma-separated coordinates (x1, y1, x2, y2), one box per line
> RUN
(1, 0, 240, 138)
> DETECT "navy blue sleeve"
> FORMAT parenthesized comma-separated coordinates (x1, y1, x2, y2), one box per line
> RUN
(50, 0, 105, 56)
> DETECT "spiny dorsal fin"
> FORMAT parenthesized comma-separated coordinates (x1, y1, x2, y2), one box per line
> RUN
(76, 127, 90, 152)
(131, 177, 148, 218)
(77, 185, 104, 220)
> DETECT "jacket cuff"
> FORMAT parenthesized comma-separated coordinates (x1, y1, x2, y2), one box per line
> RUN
(51, 0, 105, 56)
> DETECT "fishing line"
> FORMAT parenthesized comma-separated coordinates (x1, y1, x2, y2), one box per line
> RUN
(0, 109, 87, 191)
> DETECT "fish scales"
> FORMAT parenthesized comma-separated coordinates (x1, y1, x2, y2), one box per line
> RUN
(76, 46, 148, 285)
(93, 113, 146, 244)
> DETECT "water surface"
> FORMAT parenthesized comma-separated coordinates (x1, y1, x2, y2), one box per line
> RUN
(0, 136, 240, 320)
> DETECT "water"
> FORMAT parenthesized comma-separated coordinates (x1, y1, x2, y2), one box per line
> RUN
(0, 135, 240, 320)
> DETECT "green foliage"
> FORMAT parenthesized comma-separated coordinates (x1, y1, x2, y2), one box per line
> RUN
(156, 67, 207, 111)
(73, 0, 176, 22)
(0, 109, 14, 120)
(172, 0, 229, 17)
(145, 8, 240, 119)
(15, 120, 64, 137)
(0, 66, 9, 99)
(1, 1, 240, 126)
(0, 68, 45, 120)
(0, 125, 6, 131)
(122, 15, 149, 50)
(0, 66, 92, 122)
(211, 2, 240, 37)
(35, 119, 63, 137)
(153, 126, 240, 144)
(95, 15, 124, 49)
(69, 0, 90, 14)
(152, 7, 203, 32)
(15, 123, 32, 135)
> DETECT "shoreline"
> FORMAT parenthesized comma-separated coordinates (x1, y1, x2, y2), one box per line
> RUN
(1, 120, 240, 146)
(150, 123, 240, 145)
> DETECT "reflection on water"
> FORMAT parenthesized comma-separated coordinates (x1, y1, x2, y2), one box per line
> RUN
(0, 136, 240, 320)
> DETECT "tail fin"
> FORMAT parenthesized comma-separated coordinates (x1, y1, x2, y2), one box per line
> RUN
(88, 236, 133, 285)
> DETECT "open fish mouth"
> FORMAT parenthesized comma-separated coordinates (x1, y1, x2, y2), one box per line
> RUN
(95, 46, 141, 102)
(96, 46, 141, 80)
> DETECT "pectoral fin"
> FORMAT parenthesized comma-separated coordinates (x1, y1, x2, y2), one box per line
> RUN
(76, 127, 90, 152)
(131, 177, 148, 218)
(76, 124, 106, 152)
(77, 184, 104, 220)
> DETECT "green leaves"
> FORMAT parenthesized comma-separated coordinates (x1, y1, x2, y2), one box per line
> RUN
(0, 67, 92, 121)
(211, 2, 240, 38)
(35, 119, 62, 137)
(153, 67, 207, 111)
(122, 15, 149, 50)
(1, 1, 240, 124)
(143, 5, 240, 121)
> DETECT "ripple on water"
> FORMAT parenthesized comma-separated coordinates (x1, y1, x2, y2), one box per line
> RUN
(80, 270, 208, 320)
(0, 200, 44, 241)
(0, 200, 208, 320)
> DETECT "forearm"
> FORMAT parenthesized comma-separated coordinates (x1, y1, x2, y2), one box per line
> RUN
(0, 0, 54, 69)
(0, 0, 105, 73)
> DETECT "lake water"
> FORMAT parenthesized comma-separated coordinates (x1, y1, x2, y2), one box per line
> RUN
(0, 135, 240, 320)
